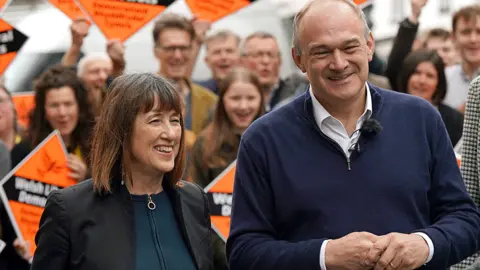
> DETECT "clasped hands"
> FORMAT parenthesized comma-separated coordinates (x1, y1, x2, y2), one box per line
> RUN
(325, 232, 430, 270)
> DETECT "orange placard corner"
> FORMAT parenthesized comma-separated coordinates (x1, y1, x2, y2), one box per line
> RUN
(48, 0, 86, 21)
(0, 19, 28, 75)
(0, 0, 10, 12)
(207, 163, 235, 194)
(185, 0, 253, 22)
(76, 0, 168, 42)
(211, 216, 230, 241)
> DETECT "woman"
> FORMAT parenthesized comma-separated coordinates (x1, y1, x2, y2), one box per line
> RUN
(0, 85, 34, 269)
(32, 73, 213, 270)
(397, 49, 464, 146)
(0, 85, 27, 162)
(189, 67, 264, 187)
(188, 67, 264, 270)
(15, 65, 94, 181)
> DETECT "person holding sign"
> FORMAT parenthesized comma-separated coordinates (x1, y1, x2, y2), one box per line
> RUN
(226, 0, 480, 270)
(0, 85, 34, 270)
(32, 73, 213, 270)
(13, 66, 94, 182)
(188, 67, 265, 270)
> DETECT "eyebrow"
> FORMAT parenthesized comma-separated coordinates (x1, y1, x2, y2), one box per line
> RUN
(308, 38, 362, 54)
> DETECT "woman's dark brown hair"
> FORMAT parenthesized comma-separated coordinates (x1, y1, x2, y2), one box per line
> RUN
(90, 73, 186, 193)
(397, 49, 447, 106)
(201, 67, 265, 168)
(29, 65, 94, 155)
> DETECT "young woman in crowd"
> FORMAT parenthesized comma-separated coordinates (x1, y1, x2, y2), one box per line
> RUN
(397, 49, 464, 147)
(12, 65, 95, 182)
(188, 67, 265, 270)
(32, 73, 213, 270)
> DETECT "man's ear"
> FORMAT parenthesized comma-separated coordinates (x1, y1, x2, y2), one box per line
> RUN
(204, 55, 212, 69)
(153, 47, 161, 60)
(366, 32, 376, 61)
(292, 47, 306, 72)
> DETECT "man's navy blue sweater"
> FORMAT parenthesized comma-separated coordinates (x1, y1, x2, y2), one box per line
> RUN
(226, 84, 480, 270)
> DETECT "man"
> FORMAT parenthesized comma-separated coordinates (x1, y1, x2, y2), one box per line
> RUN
(226, 0, 480, 269)
(422, 28, 459, 66)
(444, 5, 480, 113)
(61, 17, 126, 116)
(241, 32, 301, 111)
(196, 30, 241, 94)
(76, 52, 113, 117)
(152, 13, 217, 137)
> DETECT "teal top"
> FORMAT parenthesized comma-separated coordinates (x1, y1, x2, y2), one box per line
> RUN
(132, 191, 196, 270)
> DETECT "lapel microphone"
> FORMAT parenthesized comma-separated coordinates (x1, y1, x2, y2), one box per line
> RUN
(349, 118, 382, 154)
(360, 118, 382, 138)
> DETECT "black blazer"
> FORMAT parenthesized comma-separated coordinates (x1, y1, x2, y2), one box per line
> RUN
(31, 179, 213, 270)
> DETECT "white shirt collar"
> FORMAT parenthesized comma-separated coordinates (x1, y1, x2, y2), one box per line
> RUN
(309, 83, 373, 127)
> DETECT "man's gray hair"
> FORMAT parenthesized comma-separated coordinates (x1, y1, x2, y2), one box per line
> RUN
(240, 31, 279, 56)
(205, 30, 241, 50)
(77, 52, 112, 78)
(292, 0, 371, 56)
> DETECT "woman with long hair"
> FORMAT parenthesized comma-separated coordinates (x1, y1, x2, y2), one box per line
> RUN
(21, 65, 94, 181)
(397, 49, 464, 146)
(189, 67, 265, 187)
(188, 67, 265, 270)
(32, 73, 213, 270)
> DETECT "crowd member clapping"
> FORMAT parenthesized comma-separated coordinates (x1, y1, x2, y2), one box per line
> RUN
(13, 66, 94, 182)
(188, 67, 264, 270)
(397, 49, 464, 147)
(32, 73, 213, 270)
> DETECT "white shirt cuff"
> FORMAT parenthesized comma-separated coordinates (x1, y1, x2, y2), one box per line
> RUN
(413, 232, 434, 264)
(319, 239, 330, 270)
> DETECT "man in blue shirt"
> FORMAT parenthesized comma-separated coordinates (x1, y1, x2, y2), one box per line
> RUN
(226, 0, 480, 269)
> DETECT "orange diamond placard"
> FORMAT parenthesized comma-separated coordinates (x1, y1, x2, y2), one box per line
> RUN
(0, 131, 77, 255)
(185, 0, 257, 22)
(0, 19, 28, 75)
(74, 0, 175, 42)
(48, 0, 86, 21)
(12, 92, 35, 129)
(204, 161, 236, 242)
(353, 0, 372, 8)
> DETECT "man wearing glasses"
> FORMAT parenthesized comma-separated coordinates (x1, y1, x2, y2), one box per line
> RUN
(153, 13, 217, 136)
(241, 32, 307, 111)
